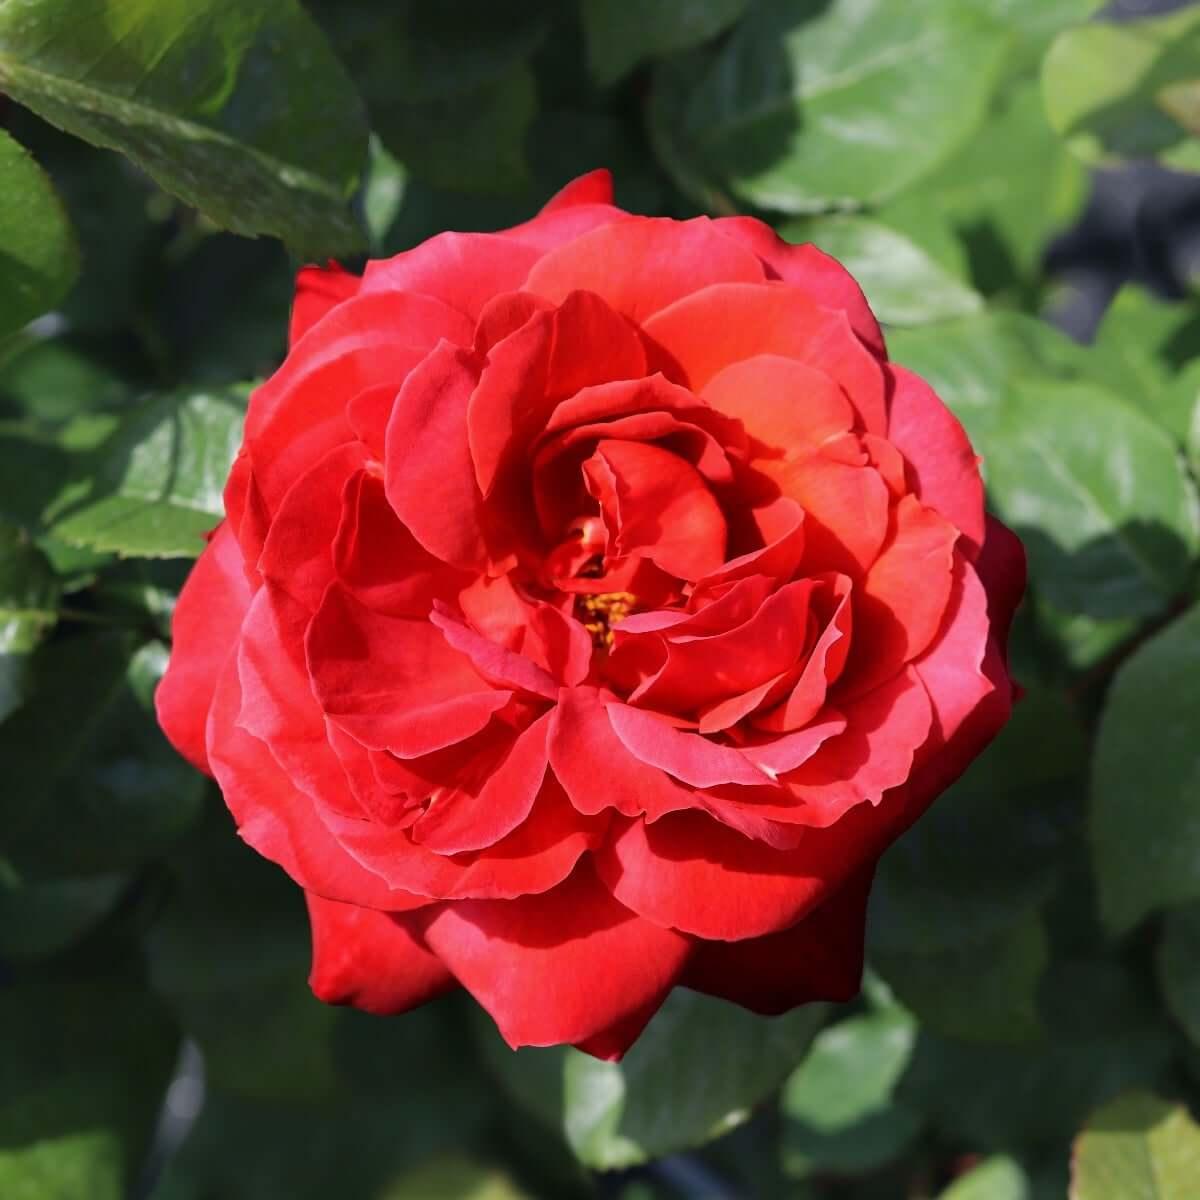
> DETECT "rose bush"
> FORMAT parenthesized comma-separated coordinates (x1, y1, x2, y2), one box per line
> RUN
(157, 169, 1024, 1058)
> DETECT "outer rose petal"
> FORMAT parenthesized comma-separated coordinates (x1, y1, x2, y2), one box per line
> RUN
(595, 810, 845, 940)
(713, 216, 885, 357)
(245, 291, 472, 513)
(157, 523, 253, 774)
(418, 862, 691, 1053)
(681, 863, 875, 1013)
(539, 168, 614, 211)
(643, 282, 887, 434)
(360, 232, 540, 320)
(523, 216, 766, 322)
(974, 514, 1027, 651)
(306, 893, 455, 1014)
(886, 364, 985, 557)
(289, 262, 360, 346)
(207, 653, 426, 911)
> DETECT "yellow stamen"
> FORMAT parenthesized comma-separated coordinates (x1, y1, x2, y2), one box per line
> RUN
(576, 591, 636, 650)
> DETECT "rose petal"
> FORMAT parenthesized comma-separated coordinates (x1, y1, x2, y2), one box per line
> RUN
(585, 439, 727, 582)
(385, 341, 500, 571)
(207, 654, 421, 909)
(307, 583, 505, 755)
(418, 861, 691, 1051)
(524, 216, 766, 322)
(886, 364, 985, 556)
(333, 471, 471, 618)
(360, 232, 540, 319)
(642, 282, 886, 434)
(842, 495, 959, 697)
(714, 216, 885, 357)
(595, 810, 840, 940)
(409, 712, 551, 854)
(289, 262, 360, 346)
(606, 702, 774, 788)
(468, 289, 647, 498)
(257, 443, 367, 612)
(538, 168, 614, 212)
(245, 291, 471, 513)
(306, 892, 452, 1014)
(680, 863, 875, 1013)
(237, 584, 363, 817)
(428, 603, 559, 700)
(317, 774, 607, 900)
(549, 685, 697, 820)
(157, 523, 253, 774)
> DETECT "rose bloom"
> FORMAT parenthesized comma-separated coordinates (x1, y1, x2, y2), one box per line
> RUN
(157, 170, 1024, 1058)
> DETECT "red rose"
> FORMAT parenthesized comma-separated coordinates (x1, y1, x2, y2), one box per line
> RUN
(157, 170, 1024, 1058)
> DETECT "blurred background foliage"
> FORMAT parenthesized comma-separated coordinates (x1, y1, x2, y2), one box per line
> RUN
(3, 0, 1200, 1196)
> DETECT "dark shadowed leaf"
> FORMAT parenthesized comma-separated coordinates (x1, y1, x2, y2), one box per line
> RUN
(900, 961, 1173, 1149)
(0, 521, 60, 722)
(1092, 604, 1200, 934)
(0, 980, 177, 1200)
(581, 0, 749, 86)
(1158, 903, 1200, 1050)
(0, 634, 203, 880)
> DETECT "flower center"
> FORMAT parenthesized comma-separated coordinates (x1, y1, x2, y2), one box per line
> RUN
(576, 591, 636, 650)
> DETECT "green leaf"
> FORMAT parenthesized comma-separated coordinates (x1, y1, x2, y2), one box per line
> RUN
(1159, 903, 1200, 1049)
(0, 521, 60, 722)
(983, 379, 1198, 619)
(779, 215, 982, 325)
(318, 0, 550, 195)
(376, 63, 537, 195)
(581, 0, 749, 86)
(1043, 6, 1200, 172)
(967, 0, 1103, 73)
(0, 0, 368, 254)
(891, 313, 1200, 620)
(780, 1008, 922, 1176)
(480, 991, 826, 1170)
(888, 311, 1099, 442)
(147, 806, 340, 1102)
(1090, 287, 1200, 442)
(0, 980, 178, 1200)
(874, 913, 1049, 1046)
(1092, 604, 1200, 934)
(1070, 1092, 1200, 1200)
(0, 872, 125, 958)
(566, 994, 826, 1169)
(48, 386, 248, 559)
(939, 1155, 1031, 1200)
(900, 961, 1173, 1149)
(378, 1159, 532, 1200)
(883, 79, 1085, 299)
(0, 633, 204, 880)
(653, 0, 1012, 214)
(0, 128, 78, 341)
(869, 690, 1082, 956)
